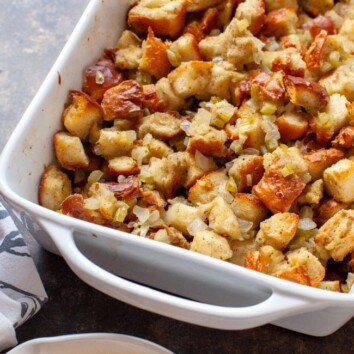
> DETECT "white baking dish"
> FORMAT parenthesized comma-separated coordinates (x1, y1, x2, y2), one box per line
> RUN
(1, 0, 354, 337)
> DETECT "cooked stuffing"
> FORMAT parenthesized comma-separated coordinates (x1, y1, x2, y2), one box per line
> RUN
(39, 0, 354, 292)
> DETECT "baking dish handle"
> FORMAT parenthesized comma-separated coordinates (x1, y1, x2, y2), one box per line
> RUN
(42, 220, 321, 330)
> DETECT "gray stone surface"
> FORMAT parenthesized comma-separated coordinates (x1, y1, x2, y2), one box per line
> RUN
(1, 1, 354, 353)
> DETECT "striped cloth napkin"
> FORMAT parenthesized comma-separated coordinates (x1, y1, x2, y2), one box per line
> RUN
(0, 200, 47, 351)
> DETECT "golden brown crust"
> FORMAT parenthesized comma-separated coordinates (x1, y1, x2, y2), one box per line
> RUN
(276, 111, 309, 142)
(332, 126, 354, 149)
(263, 7, 298, 38)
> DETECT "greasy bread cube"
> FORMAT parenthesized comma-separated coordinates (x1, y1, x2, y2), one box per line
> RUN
(128, 0, 187, 38)
(190, 230, 233, 260)
(138, 112, 183, 140)
(39, 164, 72, 211)
(314, 197, 350, 227)
(256, 212, 299, 250)
(283, 75, 328, 114)
(63, 90, 103, 140)
(108, 156, 140, 176)
(139, 28, 171, 79)
(275, 111, 308, 142)
(323, 159, 354, 203)
(228, 155, 264, 192)
(253, 170, 305, 214)
(230, 193, 268, 229)
(303, 148, 344, 182)
(332, 126, 354, 149)
(315, 210, 354, 261)
(54, 131, 89, 171)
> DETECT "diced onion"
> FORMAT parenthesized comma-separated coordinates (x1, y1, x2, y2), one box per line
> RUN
(133, 205, 150, 223)
(180, 120, 191, 133)
(299, 172, 312, 184)
(226, 176, 238, 193)
(118, 175, 126, 183)
(88, 170, 104, 185)
(212, 56, 223, 63)
(95, 70, 105, 85)
(139, 226, 150, 237)
(195, 150, 213, 171)
(210, 29, 221, 36)
(167, 49, 181, 67)
(114, 204, 129, 222)
(187, 218, 208, 236)
(240, 148, 260, 155)
(246, 174, 253, 187)
(84, 197, 100, 210)
(237, 218, 253, 233)
(298, 218, 317, 231)
(154, 229, 170, 244)
(281, 164, 294, 177)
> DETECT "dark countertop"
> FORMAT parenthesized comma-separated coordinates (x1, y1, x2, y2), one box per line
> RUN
(0, 1, 354, 353)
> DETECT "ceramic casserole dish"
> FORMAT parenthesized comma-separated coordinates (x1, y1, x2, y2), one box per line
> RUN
(1, 0, 354, 337)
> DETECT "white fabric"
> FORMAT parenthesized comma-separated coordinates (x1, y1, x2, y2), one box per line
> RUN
(0, 200, 47, 351)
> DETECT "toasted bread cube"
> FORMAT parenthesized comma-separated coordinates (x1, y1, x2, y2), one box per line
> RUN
(190, 230, 233, 260)
(310, 94, 350, 144)
(228, 155, 264, 193)
(263, 7, 298, 38)
(94, 130, 137, 159)
(276, 266, 311, 286)
(252, 71, 286, 102)
(298, 179, 324, 205)
(188, 169, 228, 204)
(262, 49, 306, 77)
(319, 64, 354, 102)
(245, 245, 287, 275)
(332, 126, 354, 149)
(253, 170, 305, 213)
(169, 33, 202, 63)
(340, 19, 354, 41)
(138, 112, 183, 140)
(101, 80, 143, 120)
(230, 193, 268, 228)
(155, 77, 186, 111)
(235, 0, 265, 35)
(108, 156, 140, 176)
(283, 75, 328, 114)
(146, 137, 174, 159)
(54, 132, 89, 170)
(264, 0, 298, 11)
(256, 212, 299, 250)
(128, 0, 187, 38)
(139, 27, 171, 79)
(187, 128, 227, 157)
(314, 197, 350, 226)
(317, 281, 341, 292)
(63, 91, 103, 140)
(303, 148, 344, 182)
(315, 210, 354, 261)
(39, 165, 72, 211)
(229, 238, 257, 266)
(285, 247, 325, 287)
(323, 159, 354, 203)
(276, 111, 309, 142)
(164, 202, 211, 235)
(115, 30, 143, 70)
(208, 197, 242, 240)
(186, 0, 223, 12)
(263, 146, 308, 175)
(302, 0, 334, 17)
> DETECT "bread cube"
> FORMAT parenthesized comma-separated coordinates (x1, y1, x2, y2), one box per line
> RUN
(256, 212, 299, 250)
(264, 0, 298, 11)
(186, 0, 223, 12)
(101, 80, 143, 120)
(115, 30, 143, 70)
(108, 156, 140, 176)
(298, 179, 324, 205)
(323, 159, 354, 203)
(38, 164, 72, 211)
(317, 281, 341, 292)
(235, 0, 265, 35)
(283, 75, 328, 114)
(54, 131, 89, 170)
(315, 210, 354, 261)
(253, 170, 305, 213)
(332, 126, 354, 149)
(208, 197, 242, 240)
(139, 28, 171, 79)
(169, 33, 202, 63)
(263, 7, 298, 38)
(94, 130, 137, 159)
(228, 155, 264, 193)
(128, 0, 187, 38)
(276, 111, 308, 142)
(314, 197, 350, 227)
(188, 169, 228, 204)
(302, 0, 334, 16)
(230, 193, 268, 228)
(138, 112, 183, 140)
(303, 148, 344, 181)
(63, 91, 103, 140)
(190, 230, 233, 260)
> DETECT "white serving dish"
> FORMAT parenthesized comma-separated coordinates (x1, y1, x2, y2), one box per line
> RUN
(1, 0, 354, 337)
(7, 333, 173, 354)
